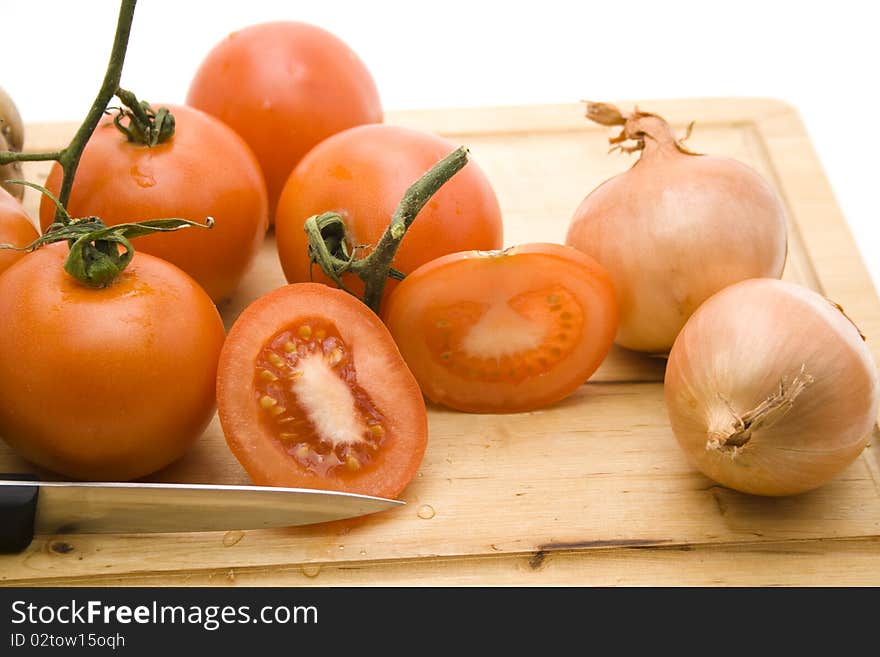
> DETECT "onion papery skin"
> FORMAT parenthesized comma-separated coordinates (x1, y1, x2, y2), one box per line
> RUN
(664, 279, 879, 496)
(566, 109, 787, 353)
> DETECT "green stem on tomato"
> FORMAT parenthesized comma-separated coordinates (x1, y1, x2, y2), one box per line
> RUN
(0, 150, 64, 163)
(0, 212, 214, 289)
(0, 0, 138, 225)
(303, 145, 470, 314)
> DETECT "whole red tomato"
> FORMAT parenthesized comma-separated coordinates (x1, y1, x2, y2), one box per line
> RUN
(0, 188, 37, 276)
(186, 21, 382, 215)
(275, 124, 503, 302)
(0, 244, 225, 481)
(39, 105, 268, 303)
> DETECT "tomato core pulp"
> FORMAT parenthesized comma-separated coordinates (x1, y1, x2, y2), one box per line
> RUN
(254, 318, 388, 478)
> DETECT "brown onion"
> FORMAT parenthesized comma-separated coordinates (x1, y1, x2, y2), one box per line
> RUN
(665, 279, 879, 496)
(565, 102, 787, 353)
(0, 86, 24, 201)
(0, 86, 24, 152)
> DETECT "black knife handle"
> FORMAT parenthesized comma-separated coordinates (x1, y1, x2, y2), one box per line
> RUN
(0, 474, 39, 554)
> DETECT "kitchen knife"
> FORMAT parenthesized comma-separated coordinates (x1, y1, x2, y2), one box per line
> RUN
(0, 474, 404, 554)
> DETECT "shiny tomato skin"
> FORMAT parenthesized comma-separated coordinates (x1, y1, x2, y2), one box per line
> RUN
(0, 188, 38, 276)
(217, 283, 427, 498)
(187, 21, 383, 214)
(39, 105, 268, 303)
(384, 243, 619, 413)
(275, 124, 503, 301)
(0, 244, 226, 480)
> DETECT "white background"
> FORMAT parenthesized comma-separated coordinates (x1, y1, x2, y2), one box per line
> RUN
(2, 0, 877, 292)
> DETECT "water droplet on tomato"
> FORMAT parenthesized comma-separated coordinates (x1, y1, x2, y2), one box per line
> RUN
(130, 165, 155, 188)
(301, 564, 321, 578)
(222, 530, 244, 547)
(417, 504, 435, 520)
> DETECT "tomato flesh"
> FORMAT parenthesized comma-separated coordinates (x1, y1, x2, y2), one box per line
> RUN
(423, 286, 584, 384)
(384, 244, 619, 413)
(254, 318, 387, 478)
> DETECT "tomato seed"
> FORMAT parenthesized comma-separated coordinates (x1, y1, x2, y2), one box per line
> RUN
(327, 348, 343, 366)
(259, 395, 277, 409)
(260, 369, 278, 382)
(268, 353, 285, 367)
(298, 325, 312, 339)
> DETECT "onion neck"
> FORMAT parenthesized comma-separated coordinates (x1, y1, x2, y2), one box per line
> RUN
(709, 366, 814, 452)
(584, 101, 700, 157)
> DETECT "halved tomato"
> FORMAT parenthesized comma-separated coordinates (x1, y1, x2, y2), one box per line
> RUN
(383, 243, 618, 413)
(217, 283, 427, 498)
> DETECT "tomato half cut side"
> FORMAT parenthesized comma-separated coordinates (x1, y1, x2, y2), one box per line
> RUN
(217, 283, 428, 498)
(383, 243, 619, 413)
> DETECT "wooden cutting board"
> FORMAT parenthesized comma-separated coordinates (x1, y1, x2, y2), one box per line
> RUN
(2, 99, 879, 586)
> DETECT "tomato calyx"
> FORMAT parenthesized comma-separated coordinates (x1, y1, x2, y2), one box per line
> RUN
(303, 145, 469, 314)
(0, 181, 213, 288)
(111, 88, 176, 147)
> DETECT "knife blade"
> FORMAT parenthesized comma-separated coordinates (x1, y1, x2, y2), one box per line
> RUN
(0, 475, 403, 553)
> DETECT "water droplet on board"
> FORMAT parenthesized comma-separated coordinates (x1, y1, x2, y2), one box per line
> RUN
(359, 549, 367, 556)
(222, 530, 244, 547)
(301, 564, 322, 578)
(417, 504, 435, 520)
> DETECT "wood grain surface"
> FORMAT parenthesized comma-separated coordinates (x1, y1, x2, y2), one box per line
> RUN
(2, 98, 879, 586)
